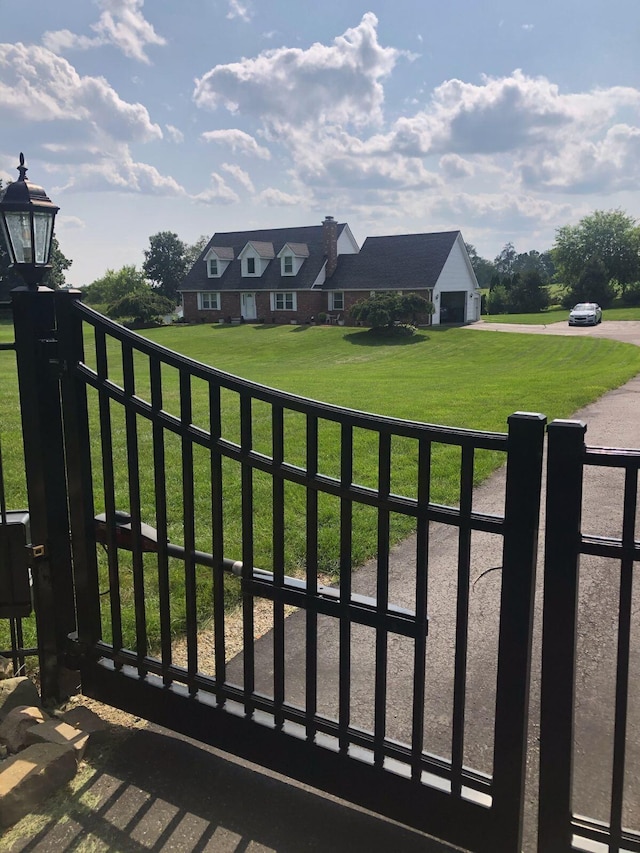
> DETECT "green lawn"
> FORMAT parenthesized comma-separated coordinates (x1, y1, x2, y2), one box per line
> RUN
(3, 318, 640, 654)
(482, 304, 640, 324)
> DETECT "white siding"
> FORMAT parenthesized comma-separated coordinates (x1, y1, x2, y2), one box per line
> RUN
(436, 235, 478, 294)
(433, 234, 479, 324)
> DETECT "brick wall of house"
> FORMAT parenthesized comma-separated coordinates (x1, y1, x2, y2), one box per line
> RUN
(182, 290, 325, 324)
(183, 289, 434, 325)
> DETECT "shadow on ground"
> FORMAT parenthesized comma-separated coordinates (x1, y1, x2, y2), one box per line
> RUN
(4, 724, 462, 853)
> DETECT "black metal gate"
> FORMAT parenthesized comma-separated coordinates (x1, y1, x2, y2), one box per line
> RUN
(2, 288, 547, 852)
(539, 420, 640, 853)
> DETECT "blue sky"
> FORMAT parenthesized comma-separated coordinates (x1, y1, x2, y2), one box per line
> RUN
(1, 0, 639, 286)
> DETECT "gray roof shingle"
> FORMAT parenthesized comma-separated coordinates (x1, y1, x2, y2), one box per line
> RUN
(323, 231, 460, 291)
(180, 223, 346, 292)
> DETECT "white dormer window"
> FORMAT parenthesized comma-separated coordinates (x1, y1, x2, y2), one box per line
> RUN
(204, 247, 233, 278)
(239, 241, 274, 277)
(277, 242, 309, 276)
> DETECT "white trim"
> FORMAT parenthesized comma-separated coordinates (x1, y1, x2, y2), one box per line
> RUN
(329, 291, 344, 311)
(197, 291, 220, 310)
(270, 292, 297, 311)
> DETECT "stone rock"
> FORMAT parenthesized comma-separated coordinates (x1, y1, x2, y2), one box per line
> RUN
(0, 657, 12, 679)
(58, 705, 109, 734)
(0, 742, 76, 827)
(26, 720, 89, 761)
(0, 678, 40, 717)
(0, 706, 47, 754)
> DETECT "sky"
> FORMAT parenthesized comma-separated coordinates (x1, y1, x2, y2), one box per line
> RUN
(1, 0, 639, 287)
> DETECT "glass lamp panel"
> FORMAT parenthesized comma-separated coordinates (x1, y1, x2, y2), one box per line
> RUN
(33, 212, 54, 264)
(5, 212, 33, 264)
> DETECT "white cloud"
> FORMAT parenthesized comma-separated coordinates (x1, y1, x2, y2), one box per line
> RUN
(43, 0, 165, 64)
(51, 146, 186, 196)
(201, 129, 271, 159)
(194, 13, 402, 129)
(257, 188, 305, 206)
(193, 172, 240, 204)
(227, 0, 253, 22)
(521, 123, 640, 193)
(0, 44, 162, 144)
(439, 154, 474, 180)
(221, 163, 255, 193)
(165, 124, 184, 143)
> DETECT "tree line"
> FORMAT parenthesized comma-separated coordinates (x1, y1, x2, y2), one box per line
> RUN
(468, 209, 640, 315)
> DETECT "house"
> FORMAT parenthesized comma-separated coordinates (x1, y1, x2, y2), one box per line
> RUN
(178, 216, 480, 325)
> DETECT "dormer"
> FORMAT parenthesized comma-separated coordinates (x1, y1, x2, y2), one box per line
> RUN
(277, 242, 309, 276)
(205, 246, 234, 278)
(238, 241, 275, 277)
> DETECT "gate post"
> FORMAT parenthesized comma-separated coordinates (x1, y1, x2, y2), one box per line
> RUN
(493, 411, 546, 850)
(538, 419, 586, 853)
(11, 285, 76, 703)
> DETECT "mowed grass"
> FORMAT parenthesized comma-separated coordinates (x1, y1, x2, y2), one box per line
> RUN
(483, 304, 640, 324)
(3, 318, 640, 654)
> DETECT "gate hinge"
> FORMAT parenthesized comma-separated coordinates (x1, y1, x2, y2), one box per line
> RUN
(64, 632, 91, 669)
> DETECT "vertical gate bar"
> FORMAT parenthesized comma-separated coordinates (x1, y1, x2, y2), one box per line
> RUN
(608, 465, 638, 846)
(305, 413, 319, 741)
(374, 431, 391, 767)
(537, 418, 585, 853)
(56, 292, 102, 653)
(180, 370, 198, 690)
(450, 442, 474, 797)
(11, 287, 76, 702)
(122, 341, 147, 669)
(209, 382, 226, 697)
(272, 404, 285, 728)
(95, 327, 123, 656)
(150, 356, 172, 682)
(411, 437, 431, 781)
(240, 392, 255, 713)
(339, 422, 353, 754)
(493, 412, 545, 850)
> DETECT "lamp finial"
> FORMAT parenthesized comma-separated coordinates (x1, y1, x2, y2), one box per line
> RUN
(17, 153, 27, 182)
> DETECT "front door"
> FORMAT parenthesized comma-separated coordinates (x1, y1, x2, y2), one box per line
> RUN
(241, 292, 257, 321)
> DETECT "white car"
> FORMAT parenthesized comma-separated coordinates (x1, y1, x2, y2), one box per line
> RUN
(568, 302, 602, 326)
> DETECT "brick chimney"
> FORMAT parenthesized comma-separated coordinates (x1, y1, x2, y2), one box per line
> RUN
(322, 215, 338, 278)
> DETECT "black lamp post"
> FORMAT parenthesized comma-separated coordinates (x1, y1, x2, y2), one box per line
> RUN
(0, 153, 59, 288)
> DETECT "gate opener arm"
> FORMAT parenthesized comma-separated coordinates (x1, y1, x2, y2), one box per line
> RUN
(93, 511, 418, 626)
(94, 510, 270, 579)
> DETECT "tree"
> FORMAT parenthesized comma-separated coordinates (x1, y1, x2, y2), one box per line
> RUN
(143, 231, 187, 301)
(42, 235, 72, 289)
(108, 291, 176, 324)
(512, 249, 555, 284)
(563, 257, 616, 309)
(465, 243, 495, 288)
(83, 265, 148, 306)
(507, 270, 550, 313)
(494, 242, 518, 277)
(184, 234, 209, 270)
(553, 210, 640, 291)
(350, 292, 434, 331)
(485, 283, 509, 315)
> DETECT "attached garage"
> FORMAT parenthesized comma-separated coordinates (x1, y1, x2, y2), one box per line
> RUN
(439, 290, 467, 324)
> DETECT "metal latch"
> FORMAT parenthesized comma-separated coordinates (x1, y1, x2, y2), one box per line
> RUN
(26, 544, 46, 560)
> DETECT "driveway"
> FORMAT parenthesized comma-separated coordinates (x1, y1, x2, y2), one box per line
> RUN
(464, 318, 640, 346)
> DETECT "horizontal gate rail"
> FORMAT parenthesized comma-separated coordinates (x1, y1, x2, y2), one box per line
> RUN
(540, 420, 640, 853)
(54, 298, 544, 852)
